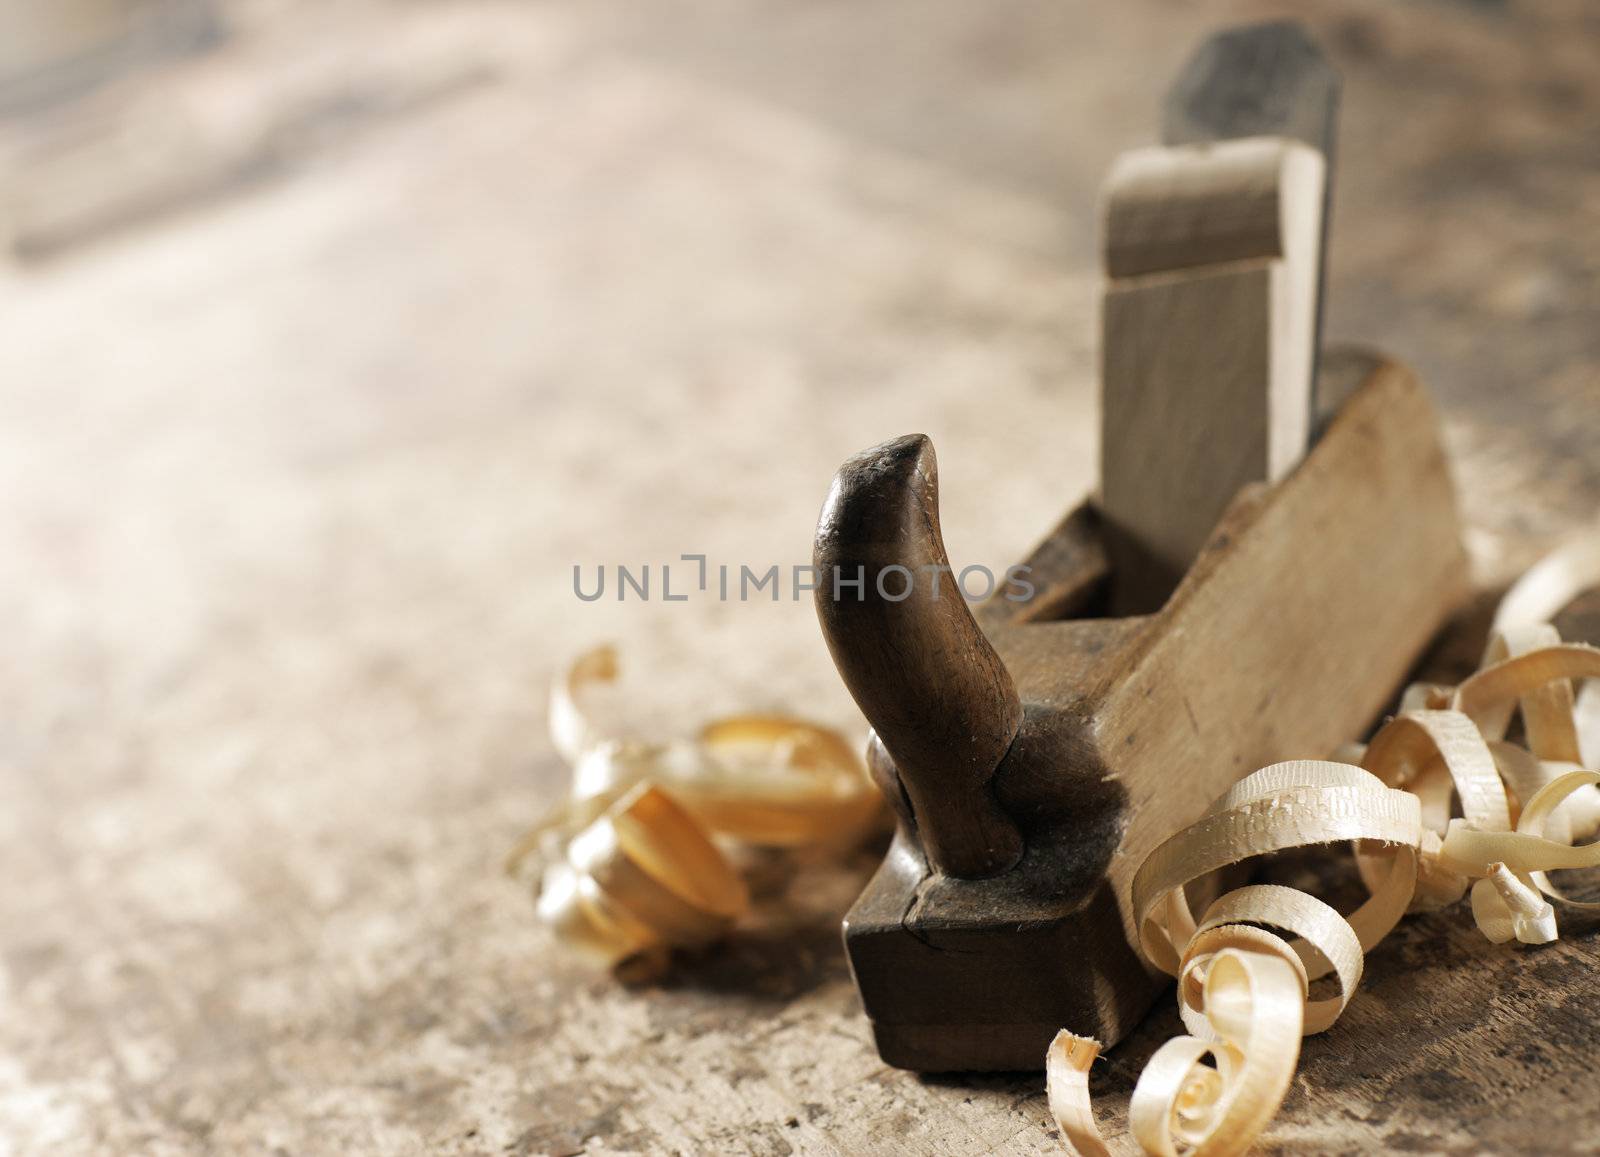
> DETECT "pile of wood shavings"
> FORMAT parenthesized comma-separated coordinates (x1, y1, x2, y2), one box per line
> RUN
(510, 644, 884, 977)
(1050, 532, 1600, 1155)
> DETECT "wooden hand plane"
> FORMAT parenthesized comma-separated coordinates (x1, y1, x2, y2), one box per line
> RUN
(812, 23, 1469, 1071)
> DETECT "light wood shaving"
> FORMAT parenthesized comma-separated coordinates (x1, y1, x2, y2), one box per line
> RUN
(514, 646, 883, 972)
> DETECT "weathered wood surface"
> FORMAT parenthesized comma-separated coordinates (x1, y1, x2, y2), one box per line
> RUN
(0, 1, 1597, 1154)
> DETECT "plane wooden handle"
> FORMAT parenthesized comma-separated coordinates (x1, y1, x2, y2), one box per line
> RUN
(813, 434, 1025, 879)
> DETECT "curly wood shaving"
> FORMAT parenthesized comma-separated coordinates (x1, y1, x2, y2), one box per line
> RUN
(517, 646, 883, 972)
(1051, 537, 1600, 1155)
(1052, 946, 1304, 1157)
(1493, 528, 1600, 634)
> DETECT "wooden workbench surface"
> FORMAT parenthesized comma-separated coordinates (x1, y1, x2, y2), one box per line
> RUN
(1, 1, 1596, 1153)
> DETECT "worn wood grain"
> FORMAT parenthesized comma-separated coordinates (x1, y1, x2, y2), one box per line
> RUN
(1098, 22, 1335, 610)
(1100, 138, 1326, 605)
(1, 1, 1597, 1153)
(1162, 20, 1340, 392)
